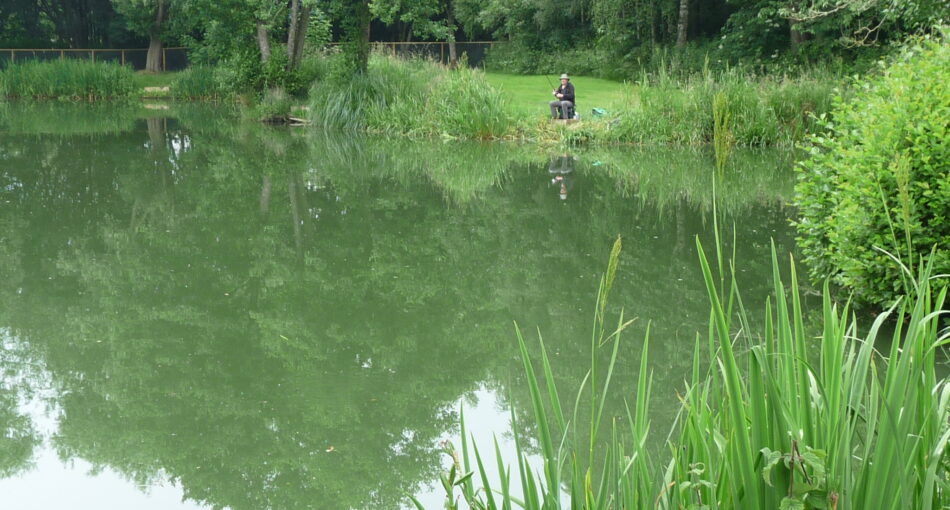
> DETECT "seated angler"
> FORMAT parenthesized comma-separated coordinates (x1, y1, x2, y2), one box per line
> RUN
(549, 74, 575, 120)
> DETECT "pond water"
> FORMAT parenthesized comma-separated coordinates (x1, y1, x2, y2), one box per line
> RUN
(0, 105, 799, 509)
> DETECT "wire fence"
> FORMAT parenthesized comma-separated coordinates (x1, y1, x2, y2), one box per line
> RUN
(0, 42, 496, 71)
(0, 48, 189, 71)
(365, 41, 496, 67)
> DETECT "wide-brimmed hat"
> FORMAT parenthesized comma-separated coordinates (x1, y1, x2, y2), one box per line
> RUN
(559, 73, 570, 80)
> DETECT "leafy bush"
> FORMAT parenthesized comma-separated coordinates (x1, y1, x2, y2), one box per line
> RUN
(208, 48, 322, 97)
(0, 59, 136, 100)
(795, 33, 950, 307)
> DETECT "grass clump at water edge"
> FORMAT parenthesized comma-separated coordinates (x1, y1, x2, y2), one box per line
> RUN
(0, 59, 136, 100)
(423, 235, 950, 509)
(307, 55, 513, 140)
(170, 66, 233, 101)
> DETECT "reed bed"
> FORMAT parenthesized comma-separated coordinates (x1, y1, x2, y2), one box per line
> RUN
(308, 55, 512, 140)
(565, 69, 838, 147)
(427, 236, 950, 509)
(0, 60, 136, 100)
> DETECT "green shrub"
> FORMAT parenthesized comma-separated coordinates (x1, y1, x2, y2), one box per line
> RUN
(208, 49, 321, 97)
(795, 33, 950, 307)
(0, 59, 136, 100)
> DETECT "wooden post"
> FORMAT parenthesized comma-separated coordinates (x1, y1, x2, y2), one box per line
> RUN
(9, 50, 13, 62)
(61, 49, 65, 60)
(121, 50, 125, 66)
(91, 49, 95, 62)
(162, 47, 166, 71)
(440, 42, 444, 64)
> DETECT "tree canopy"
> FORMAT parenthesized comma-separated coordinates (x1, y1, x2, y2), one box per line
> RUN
(2, 0, 945, 78)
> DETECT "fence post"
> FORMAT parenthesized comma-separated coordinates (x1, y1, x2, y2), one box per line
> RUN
(61, 49, 65, 60)
(9, 50, 13, 62)
(91, 49, 95, 62)
(162, 48, 166, 71)
(121, 50, 125, 66)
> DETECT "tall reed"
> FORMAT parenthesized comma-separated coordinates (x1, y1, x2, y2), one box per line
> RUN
(712, 90, 734, 171)
(433, 234, 949, 509)
(608, 68, 838, 147)
(170, 66, 231, 101)
(0, 59, 136, 100)
(308, 55, 512, 139)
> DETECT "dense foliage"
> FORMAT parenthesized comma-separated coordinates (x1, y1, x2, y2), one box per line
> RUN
(795, 33, 950, 307)
(2, 0, 947, 84)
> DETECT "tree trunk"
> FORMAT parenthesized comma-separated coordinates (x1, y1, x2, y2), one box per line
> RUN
(257, 20, 272, 62)
(651, 5, 660, 45)
(145, 0, 166, 72)
(288, 179, 303, 255)
(341, 0, 371, 75)
(446, 0, 458, 68)
(790, 19, 804, 49)
(146, 117, 165, 151)
(676, 0, 689, 47)
(260, 175, 271, 216)
(286, 0, 312, 72)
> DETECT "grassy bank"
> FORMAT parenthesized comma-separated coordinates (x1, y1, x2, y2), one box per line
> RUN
(0, 54, 841, 146)
(304, 55, 840, 146)
(0, 60, 136, 100)
(427, 238, 950, 509)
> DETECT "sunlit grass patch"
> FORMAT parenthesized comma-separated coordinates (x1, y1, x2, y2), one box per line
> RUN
(484, 73, 631, 119)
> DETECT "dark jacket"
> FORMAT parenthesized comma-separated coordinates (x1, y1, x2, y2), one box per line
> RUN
(556, 82, 575, 103)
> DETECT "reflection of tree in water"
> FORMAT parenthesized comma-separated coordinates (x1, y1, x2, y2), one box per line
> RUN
(0, 369, 39, 479)
(0, 115, 798, 508)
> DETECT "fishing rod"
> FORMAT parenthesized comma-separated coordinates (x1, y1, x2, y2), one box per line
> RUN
(544, 74, 557, 94)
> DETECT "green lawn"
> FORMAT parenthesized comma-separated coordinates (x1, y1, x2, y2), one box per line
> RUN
(484, 73, 631, 118)
(134, 71, 178, 88)
(133, 71, 178, 98)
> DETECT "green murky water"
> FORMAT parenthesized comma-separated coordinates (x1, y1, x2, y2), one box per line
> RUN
(0, 105, 798, 509)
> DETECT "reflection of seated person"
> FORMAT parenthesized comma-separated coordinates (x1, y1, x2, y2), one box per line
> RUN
(549, 74, 575, 119)
(548, 154, 576, 200)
